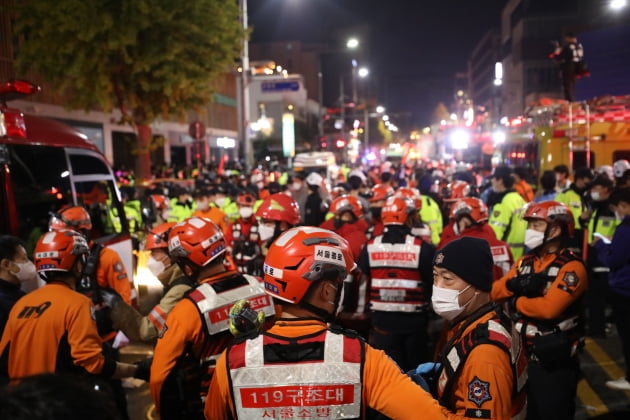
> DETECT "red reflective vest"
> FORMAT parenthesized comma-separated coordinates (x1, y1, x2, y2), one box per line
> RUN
(227, 328, 363, 420)
(366, 234, 428, 312)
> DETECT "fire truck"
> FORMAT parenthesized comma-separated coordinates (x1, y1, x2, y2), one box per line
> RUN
(0, 80, 134, 288)
(498, 95, 630, 173)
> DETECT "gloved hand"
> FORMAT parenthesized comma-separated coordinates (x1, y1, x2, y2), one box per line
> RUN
(99, 287, 122, 308)
(133, 357, 152, 381)
(228, 299, 265, 337)
(407, 363, 441, 393)
(506, 274, 547, 298)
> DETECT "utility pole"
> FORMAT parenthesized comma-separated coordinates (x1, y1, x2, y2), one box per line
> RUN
(239, 0, 253, 171)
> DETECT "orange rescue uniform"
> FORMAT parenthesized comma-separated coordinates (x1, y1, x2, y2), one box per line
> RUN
(96, 246, 132, 305)
(192, 206, 230, 235)
(0, 282, 116, 380)
(205, 319, 459, 420)
(491, 253, 588, 319)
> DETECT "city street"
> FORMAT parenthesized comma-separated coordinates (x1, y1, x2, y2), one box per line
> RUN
(121, 326, 630, 420)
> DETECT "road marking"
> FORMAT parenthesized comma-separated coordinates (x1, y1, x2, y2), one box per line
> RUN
(583, 338, 630, 399)
(577, 378, 608, 416)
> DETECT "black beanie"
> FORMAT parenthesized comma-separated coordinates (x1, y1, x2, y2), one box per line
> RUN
(433, 237, 494, 292)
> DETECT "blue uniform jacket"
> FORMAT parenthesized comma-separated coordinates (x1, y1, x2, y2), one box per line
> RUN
(594, 215, 630, 296)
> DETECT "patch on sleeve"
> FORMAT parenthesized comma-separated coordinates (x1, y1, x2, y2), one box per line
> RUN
(464, 408, 491, 418)
(562, 271, 578, 287)
(468, 376, 493, 408)
(493, 211, 500, 218)
(113, 262, 124, 272)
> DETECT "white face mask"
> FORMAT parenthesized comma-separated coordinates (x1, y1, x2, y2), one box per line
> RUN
(291, 182, 302, 191)
(590, 191, 602, 201)
(524, 228, 545, 250)
(256, 182, 264, 189)
(327, 281, 346, 317)
(615, 210, 624, 222)
(196, 201, 209, 211)
(161, 210, 171, 221)
(12, 260, 38, 283)
(239, 207, 253, 219)
(146, 256, 166, 277)
(215, 197, 226, 207)
(258, 223, 276, 242)
(431, 284, 472, 321)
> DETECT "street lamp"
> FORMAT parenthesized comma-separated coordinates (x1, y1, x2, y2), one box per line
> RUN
(376, 105, 385, 114)
(346, 38, 359, 49)
(610, 0, 627, 10)
(358, 67, 369, 78)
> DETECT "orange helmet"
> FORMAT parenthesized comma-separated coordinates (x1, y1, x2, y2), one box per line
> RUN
(236, 192, 256, 207)
(34, 230, 89, 275)
(330, 185, 350, 200)
(329, 195, 363, 219)
(381, 196, 410, 225)
(145, 221, 177, 251)
(370, 184, 394, 203)
(263, 227, 355, 304)
(167, 217, 226, 267)
(151, 194, 170, 211)
(443, 180, 471, 202)
(449, 198, 489, 223)
(49, 206, 92, 232)
(523, 201, 575, 236)
(395, 187, 422, 211)
(255, 193, 301, 225)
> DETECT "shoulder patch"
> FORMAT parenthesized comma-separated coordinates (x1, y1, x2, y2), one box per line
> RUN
(464, 408, 491, 419)
(468, 376, 493, 408)
(113, 262, 124, 273)
(562, 271, 578, 287)
(492, 211, 500, 218)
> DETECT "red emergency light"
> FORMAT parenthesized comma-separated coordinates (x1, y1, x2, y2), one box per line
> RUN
(0, 109, 27, 139)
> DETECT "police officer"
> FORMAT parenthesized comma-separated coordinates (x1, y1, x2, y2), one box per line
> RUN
(358, 195, 435, 369)
(555, 166, 593, 254)
(414, 237, 526, 419)
(204, 227, 459, 420)
(492, 201, 587, 420)
(487, 165, 528, 260)
(149, 217, 275, 419)
(0, 230, 137, 384)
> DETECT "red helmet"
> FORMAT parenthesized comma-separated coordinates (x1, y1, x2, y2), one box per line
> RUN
(443, 180, 471, 202)
(34, 230, 89, 275)
(167, 217, 226, 267)
(523, 201, 575, 236)
(151, 194, 170, 211)
(370, 184, 394, 203)
(49, 206, 92, 232)
(394, 187, 422, 211)
(330, 185, 350, 200)
(255, 193, 301, 225)
(329, 195, 363, 219)
(236, 193, 256, 207)
(381, 196, 410, 225)
(263, 227, 355, 304)
(449, 198, 489, 223)
(145, 221, 177, 251)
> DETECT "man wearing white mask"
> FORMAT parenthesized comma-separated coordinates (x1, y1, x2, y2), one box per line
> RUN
(100, 222, 193, 345)
(0, 236, 37, 336)
(492, 201, 587, 419)
(289, 172, 309, 222)
(412, 236, 526, 419)
(225, 193, 264, 275)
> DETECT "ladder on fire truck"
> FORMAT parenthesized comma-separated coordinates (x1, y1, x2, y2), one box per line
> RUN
(526, 95, 630, 169)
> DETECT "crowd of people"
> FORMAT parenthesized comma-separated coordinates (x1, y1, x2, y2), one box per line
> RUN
(1, 157, 630, 419)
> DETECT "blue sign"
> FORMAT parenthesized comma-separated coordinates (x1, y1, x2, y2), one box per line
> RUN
(261, 80, 300, 93)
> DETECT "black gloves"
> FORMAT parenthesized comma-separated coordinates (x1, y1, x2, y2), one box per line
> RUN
(133, 357, 152, 381)
(506, 273, 548, 298)
(99, 287, 122, 308)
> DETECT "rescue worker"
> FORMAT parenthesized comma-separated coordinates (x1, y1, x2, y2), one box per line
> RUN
(225, 192, 263, 275)
(581, 175, 618, 337)
(366, 183, 394, 240)
(100, 222, 193, 343)
(395, 186, 433, 243)
(320, 195, 369, 261)
(0, 236, 33, 336)
(150, 194, 171, 226)
(149, 217, 275, 419)
(438, 197, 514, 279)
(48, 205, 134, 419)
(358, 195, 436, 369)
(555, 166, 593, 254)
(204, 226, 459, 420)
(491, 201, 587, 420)
(487, 165, 528, 260)
(513, 166, 535, 203)
(0, 230, 137, 384)
(191, 187, 230, 235)
(413, 237, 526, 419)
(255, 192, 301, 249)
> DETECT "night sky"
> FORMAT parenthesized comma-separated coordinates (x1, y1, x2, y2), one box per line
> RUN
(249, 0, 508, 128)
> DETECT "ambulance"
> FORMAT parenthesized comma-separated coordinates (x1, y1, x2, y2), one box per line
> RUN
(0, 80, 134, 287)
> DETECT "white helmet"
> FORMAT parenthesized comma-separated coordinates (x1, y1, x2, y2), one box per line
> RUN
(306, 172, 323, 186)
(613, 160, 630, 178)
(596, 165, 614, 180)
